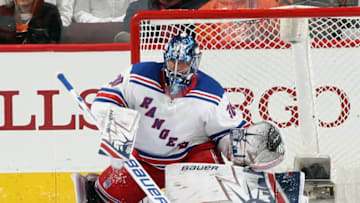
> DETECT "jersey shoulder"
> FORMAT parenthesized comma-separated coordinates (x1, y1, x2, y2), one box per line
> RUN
(194, 70, 225, 97)
(130, 62, 163, 82)
(129, 62, 165, 93)
(186, 70, 225, 105)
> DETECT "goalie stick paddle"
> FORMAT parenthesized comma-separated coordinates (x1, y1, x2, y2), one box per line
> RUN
(57, 73, 170, 203)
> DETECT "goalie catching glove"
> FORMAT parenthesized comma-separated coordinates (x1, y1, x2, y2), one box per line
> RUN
(220, 121, 285, 170)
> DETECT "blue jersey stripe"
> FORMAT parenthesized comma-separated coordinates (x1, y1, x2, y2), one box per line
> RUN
(93, 98, 125, 107)
(185, 95, 219, 105)
(210, 120, 247, 140)
(130, 80, 165, 94)
(99, 87, 128, 107)
(210, 129, 231, 140)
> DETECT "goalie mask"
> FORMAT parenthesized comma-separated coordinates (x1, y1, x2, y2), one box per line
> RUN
(163, 33, 202, 96)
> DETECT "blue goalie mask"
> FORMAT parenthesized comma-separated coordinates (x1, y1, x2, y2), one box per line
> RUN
(163, 33, 202, 96)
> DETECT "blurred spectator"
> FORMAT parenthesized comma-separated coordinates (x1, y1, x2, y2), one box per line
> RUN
(114, 0, 210, 43)
(199, 0, 358, 9)
(58, 0, 75, 27)
(338, 0, 348, 6)
(333, 0, 357, 7)
(292, 0, 356, 7)
(44, 0, 54, 3)
(44, 0, 74, 27)
(0, 0, 62, 44)
(73, 0, 136, 23)
(200, 0, 293, 9)
(57, 0, 75, 27)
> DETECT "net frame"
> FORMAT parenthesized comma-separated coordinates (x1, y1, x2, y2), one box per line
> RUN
(130, 8, 360, 202)
(130, 7, 360, 64)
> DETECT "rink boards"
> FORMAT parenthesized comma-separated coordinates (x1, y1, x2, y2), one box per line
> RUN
(0, 50, 128, 202)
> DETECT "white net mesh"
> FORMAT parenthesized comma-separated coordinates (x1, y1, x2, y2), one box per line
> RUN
(137, 15, 360, 50)
(131, 8, 360, 202)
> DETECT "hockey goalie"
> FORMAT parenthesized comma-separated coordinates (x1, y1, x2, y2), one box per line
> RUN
(71, 33, 303, 203)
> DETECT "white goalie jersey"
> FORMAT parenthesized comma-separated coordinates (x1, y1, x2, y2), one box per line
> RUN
(91, 62, 246, 169)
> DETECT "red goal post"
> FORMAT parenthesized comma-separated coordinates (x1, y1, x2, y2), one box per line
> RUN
(131, 7, 360, 63)
(130, 7, 360, 202)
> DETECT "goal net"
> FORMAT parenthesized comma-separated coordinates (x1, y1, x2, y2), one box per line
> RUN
(130, 7, 360, 202)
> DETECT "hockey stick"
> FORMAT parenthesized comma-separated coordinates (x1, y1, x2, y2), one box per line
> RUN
(57, 73, 169, 203)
